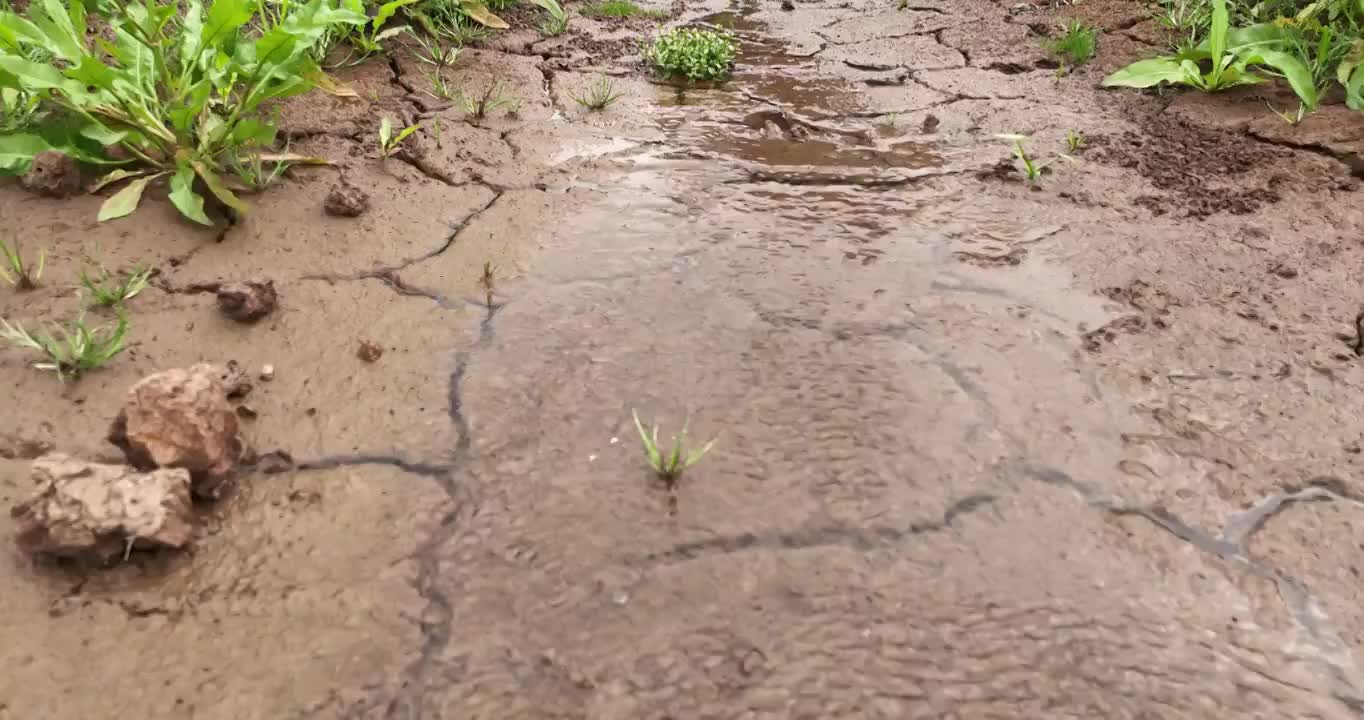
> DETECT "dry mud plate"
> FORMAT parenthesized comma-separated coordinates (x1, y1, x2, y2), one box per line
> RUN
(4, 0, 1364, 717)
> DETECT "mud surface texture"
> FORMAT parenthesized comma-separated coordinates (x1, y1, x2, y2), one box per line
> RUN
(3, 0, 1364, 717)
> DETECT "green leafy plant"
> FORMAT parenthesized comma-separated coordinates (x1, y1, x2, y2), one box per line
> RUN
(645, 27, 738, 81)
(340, 0, 421, 63)
(0, 239, 44, 290)
(539, 13, 568, 35)
(485, 0, 519, 9)
(632, 409, 717, 483)
(1066, 129, 1086, 152)
(378, 116, 420, 157)
(78, 263, 152, 307)
(996, 133, 1067, 184)
(411, 30, 462, 67)
(227, 147, 302, 191)
(581, 0, 667, 18)
(570, 75, 625, 110)
(1044, 19, 1098, 67)
(1154, 0, 1212, 54)
(1104, 0, 1318, 109)
(0, 0, 368, 225)
(1, 311, 129, 381)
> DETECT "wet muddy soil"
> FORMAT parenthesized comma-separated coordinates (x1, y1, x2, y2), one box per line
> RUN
(4, 0, 1364, 717)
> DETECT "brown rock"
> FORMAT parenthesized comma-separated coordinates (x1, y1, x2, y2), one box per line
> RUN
(218, 359, 253, 399)
(324, 180, 370, 218)
(357, 339, 383, 362)
(19, 151, 82, 198)
(216, 280, 276, 322)
(12, 454, 195, 562)
(108, 364, 243, 498)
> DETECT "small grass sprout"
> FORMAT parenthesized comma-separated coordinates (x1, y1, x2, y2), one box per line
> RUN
(378, 117, 421, 157)
(582, 0, 667, 18)
(1, 312, 130, 381)
(645, 27, 738, 82)
(571, 75, 625, 110)
(79, 263, 153, 307)
(1044, 19, 1097, 67)
(1065, 129, 1087, 152)
(229, 149, 294, 191)
(632, 409, 718, 483)
(996, 133, 1067, 184)
(458, 82, 516, 120)
(0, 239, 44, 290)
(411, 32, 462, 68)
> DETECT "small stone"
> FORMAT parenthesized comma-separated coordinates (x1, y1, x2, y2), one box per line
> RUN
(324, 180, 370, 218)
(108, 364, 244, 499)
(219, 359, 253, 399)
(235, 405, 258, 420)
(260, 364, 275, 381)
(19, 151, 82, 198)
(921, 114, 940, 134)
(1269, 262, 1298, 279)
(357, 340, 383, 363)
(256, 450, 295, 474)
(12, 454, 195, 562)
(780, 0, 794, 9)
(216, 280, 277, 322)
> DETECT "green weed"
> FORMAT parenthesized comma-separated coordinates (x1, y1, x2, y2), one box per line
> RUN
(582, 0, 668, 18)
(1, 312, 129, 381)
(78, 263, 152, 308)
(997, 133, 1067, 184)
(378, 117, 421, 157)
(570, 75, 625, 110)
(411, 32, 463, 68)
(228, 149, 295, 192)
(0, 0, 368, 225)
(645, 27, 738, 81)
(0, 239, 44, 290)
(457, 82, 517, 120)
(485, 0, 519, 10)
(1065, 129, 1086, 152)
(340, 0, 420, 64)
(632, 409, 717, 483)
(1044, 19, 1098, 67)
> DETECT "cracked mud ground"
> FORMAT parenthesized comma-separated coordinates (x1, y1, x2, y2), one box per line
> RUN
(4, 0, 1364, 717)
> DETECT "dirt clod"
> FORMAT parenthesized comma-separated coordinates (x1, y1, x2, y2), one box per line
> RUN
(12, 454, 195, 562)
(259, 364, 275, 381)
(216, 280, 277, 322)
(357, 340, 384, 362)
(107, 364, 243, 499)
(324, 180, 370, 218)
(19, 151, 82, 198)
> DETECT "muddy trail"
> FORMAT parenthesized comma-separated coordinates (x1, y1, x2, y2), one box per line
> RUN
(5, 0, 1364, 717)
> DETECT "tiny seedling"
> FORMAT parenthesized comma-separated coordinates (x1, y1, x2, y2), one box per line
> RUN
(412, 32, 462, 68)
(425, 70, 459, 100)
(378, 117, 421, 157)
(632, 409, 717, 484)
(79, 263, 153, 307)
(1044, 19, 1097, 68)
(1, 312, 129, 381)
(1065, 129, 1086, 152)
(996, 133, 1067, 184)
(0, 239, 44, 290)
(229, 149, 294, 191)
(571, 75, 625, 111)
(480, 260, 495, 305)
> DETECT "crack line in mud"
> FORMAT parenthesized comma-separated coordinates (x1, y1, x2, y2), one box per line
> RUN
(635, 494, 997, 565)
(1019, 462, 1364, 709)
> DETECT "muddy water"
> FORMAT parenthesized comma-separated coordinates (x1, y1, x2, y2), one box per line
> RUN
(4, 0, 1364, 717)
(379, 5, 1364, 719)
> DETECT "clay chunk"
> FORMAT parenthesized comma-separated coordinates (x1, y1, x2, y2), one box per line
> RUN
(19, 151, 82, 198)
(12, 454, 194, 562)
(216, 280, 277, 322)
(108, 364, 244, 498)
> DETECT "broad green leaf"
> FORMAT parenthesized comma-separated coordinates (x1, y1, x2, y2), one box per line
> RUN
(373, 0, 421, 32)
(305, 69, 358, 97)
(0, 13, 51, 50)
(528, 0, 565, 20)
(90, 167, 152, 192)
(459, 0, 509, 29)
(29, 0, 87, 62)
(231, 117, 278, 146)
(190, 159, 248, 214)
(259, 152, 330, 164)
(393, 123, 419, 144)
(180, 0, 206, 70)
(1209, 0, 1228, 64)
(1245, 48, 1318, 109)
(1226, 22, 1288, 49)
(0, 133, 48, 174)
(374, 25, 409, 42)
(98, 172, 165, 222)
(1102, 57, 1188, 88)
(0, 55, 85, 94)
(169, 165, 212, 225)
(201, 0, 254, 53)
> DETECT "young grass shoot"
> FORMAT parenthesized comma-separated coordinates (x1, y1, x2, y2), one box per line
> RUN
(79, 263, 153, 308)
(571, 75, 625, 111)
(1044, 19, 1098, 68)
(378, 117, 421, 157)
(1, 312, 129, 381)
(0, 239, 43, 290)
(632, 409, 717, 484)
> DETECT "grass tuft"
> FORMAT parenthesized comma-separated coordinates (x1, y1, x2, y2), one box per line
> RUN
(1044, 19, 1097, 67)
(582, 0, 668, 18)
(632, 410, 717, 484)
